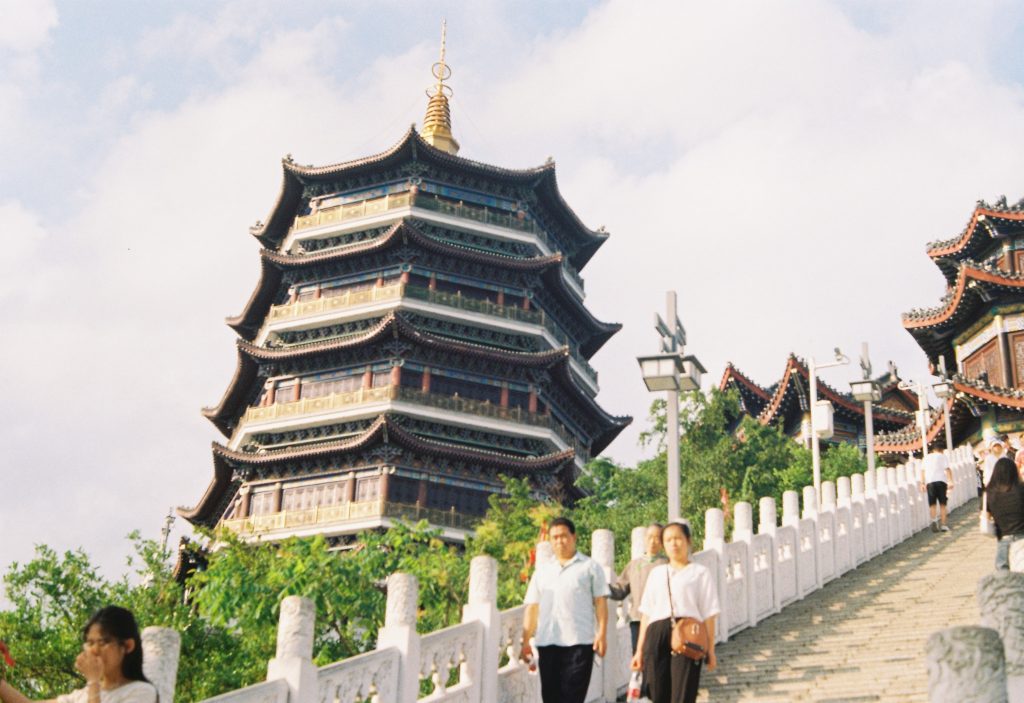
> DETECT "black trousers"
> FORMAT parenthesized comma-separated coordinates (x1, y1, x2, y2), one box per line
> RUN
(642, 618, 703, 703)
(630, 620, 641, 654)
(537, 644, 594, 703)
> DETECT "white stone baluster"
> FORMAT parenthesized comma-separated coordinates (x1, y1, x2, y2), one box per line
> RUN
(463, 556, 500, 703)
(979, 572, 1024, 702)
(733, 502, 757, 628)
(142, 627, 181, 703)
(376, 574, 420, 703)
(705, 508, 729, 643)
(927, 626, 1007, 703)
(631, 525, 646, 560)
(267, 596, 317, 703)
(592, 529, 621, 702)
(837, 477, 852, 509)
(759, 497, 782, 614)
(782, 491, 800, 528)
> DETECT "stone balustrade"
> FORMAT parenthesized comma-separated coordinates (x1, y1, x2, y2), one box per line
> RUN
(150, 446, 977, 703)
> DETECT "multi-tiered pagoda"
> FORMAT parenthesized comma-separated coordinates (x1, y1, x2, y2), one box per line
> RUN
(179, 46, 629, 542)
(874, 196, 1024, 458)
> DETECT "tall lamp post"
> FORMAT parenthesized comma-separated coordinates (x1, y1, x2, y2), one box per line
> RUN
(637, 291, 705, 522)
(932, 356, 956, 451)
(850, 343, 881, 475)
(898, 378, 931, 459)
(809, 348, 850, 507)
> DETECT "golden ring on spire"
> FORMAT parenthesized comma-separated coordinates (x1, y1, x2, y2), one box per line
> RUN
(426, 84, 454, 99)
(431, 61, 452, 83)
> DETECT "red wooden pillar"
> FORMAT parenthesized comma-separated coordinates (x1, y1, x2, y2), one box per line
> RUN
(400, 270, 410, 284)
(238, 486, 252, 518)
(271, 482, 283, 513)
(379, 472, 390, 503)
(376, 274, 384, 287)
(344, 475, 356, 503)
(528, 386, 538, 414)
(496, 290, 505, 306)
(500, 383, 510, 408)
(421, 367, 431, 393)
(522, 296, 530, 311)
(390, 365, 402, 387)
(429, 273, 437, 291)
(362, 369, 373, 389)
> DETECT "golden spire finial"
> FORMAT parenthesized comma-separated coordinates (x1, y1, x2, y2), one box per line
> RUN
(419, 19, 460, 155)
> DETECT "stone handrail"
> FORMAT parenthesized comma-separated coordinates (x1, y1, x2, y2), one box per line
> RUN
(184, 446, 977, 703)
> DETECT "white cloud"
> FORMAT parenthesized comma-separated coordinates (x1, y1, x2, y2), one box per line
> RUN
(0, 0, 56, 54)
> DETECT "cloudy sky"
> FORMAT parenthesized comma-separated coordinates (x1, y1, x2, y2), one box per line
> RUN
(2, 0, 1024, 579)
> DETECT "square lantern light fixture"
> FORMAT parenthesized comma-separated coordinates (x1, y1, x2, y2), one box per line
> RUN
(638, 354, 706, 392)
(933, 379, 954, 399)
(813, 400, 835, 439)
(850, 379, 881, 403)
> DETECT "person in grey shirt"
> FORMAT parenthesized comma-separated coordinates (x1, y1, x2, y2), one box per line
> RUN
(609, 522, 667, 654)
(520, 517, 609, 703)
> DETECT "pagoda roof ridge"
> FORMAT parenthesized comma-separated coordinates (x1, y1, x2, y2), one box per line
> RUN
(178, 413, 578, 527)
(250, 128, 608, 269)
(926, 196, 1024, 271)
(901, 258, 1024, 332)
(718, 362, 772, 399)
(225, 218, 623, 348)
(874, 399, 951, 453)
(237, 311, 573, 366)
(757, 355, 913, 428)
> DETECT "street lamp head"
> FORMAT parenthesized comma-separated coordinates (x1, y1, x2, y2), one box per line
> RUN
(850, 378, 881, 402)
(637, 354, 682, 392)
(933, 380, 954, 399)
(834, 347, 849, 364)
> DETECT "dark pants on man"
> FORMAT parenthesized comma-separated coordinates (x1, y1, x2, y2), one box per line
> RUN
(630, 620, 641, 654)
(537, 644, 594, 703)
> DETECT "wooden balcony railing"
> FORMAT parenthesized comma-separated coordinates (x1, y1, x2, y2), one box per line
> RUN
(221, 499, 480, 536)
(240, 385, 590, 461)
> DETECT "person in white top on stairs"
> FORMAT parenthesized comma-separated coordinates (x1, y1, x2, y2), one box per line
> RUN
(631, 522, 719, 703)
(920, 450, 954, 532)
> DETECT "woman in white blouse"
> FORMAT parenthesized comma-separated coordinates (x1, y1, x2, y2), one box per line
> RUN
(630, 522, 720, 703)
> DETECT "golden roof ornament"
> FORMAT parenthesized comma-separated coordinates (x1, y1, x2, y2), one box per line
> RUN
(419, 20, 460, 155)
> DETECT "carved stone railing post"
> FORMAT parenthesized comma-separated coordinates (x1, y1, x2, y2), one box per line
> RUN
(733, 502, 757, 628)
(837, 477, 852, 509)
(704, 508, 729, 643)
(979, 572, 1024, 701)
(592, 529, 621, 701)
(463, 556, 500, 703)
(631, 525, 646, 561)
(376, 574, 421, 703)
(142, 627, 180, 703)
(782, 491, 800, 528)
(927, 626, 1007, 702)
(759, 497, 777, 539)
(266, 596, 317, 703)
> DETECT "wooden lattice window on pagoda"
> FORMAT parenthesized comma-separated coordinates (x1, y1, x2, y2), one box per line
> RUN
(1015, 250, 1024, 273)
(1012, 332, 1024, 388)
(963, 338, 1004, 386)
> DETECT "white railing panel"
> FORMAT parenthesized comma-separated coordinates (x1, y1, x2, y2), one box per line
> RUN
(751, 533, 774, 620)
(774, 525, 798, 607)
(850, 501, 866, 566)
(834, 506, 851, 576)
(201, 680, 289, 703)
(817, 511, 836, 584)
(875, 491, 890, 552)
(497, 606, 540, 703)
(864, 496, 879, 557)
(319, 648, 400, 703)
(798, 518, 818, 596)
(418, 621, 483, 701)
(725, 541, 750, 636)
(896, 486, 910, 540)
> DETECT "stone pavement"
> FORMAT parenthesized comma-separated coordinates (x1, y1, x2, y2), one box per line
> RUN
(698, 499, 994, 702)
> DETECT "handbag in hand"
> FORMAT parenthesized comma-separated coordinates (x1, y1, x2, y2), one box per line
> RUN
(666, 568, 709, 661)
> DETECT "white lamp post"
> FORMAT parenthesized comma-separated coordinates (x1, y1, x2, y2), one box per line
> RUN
(933, 356, 955, 451)
(850, 343, 881, 476)
(809, 348, 850, 508)
(637, 291, 704, 522)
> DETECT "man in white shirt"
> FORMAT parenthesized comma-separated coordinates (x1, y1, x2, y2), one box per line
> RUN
(919, 450, 954, 532)
(520, 517, 609, 703)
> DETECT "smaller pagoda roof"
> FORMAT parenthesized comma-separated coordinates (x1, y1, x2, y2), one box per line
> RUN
(719, 363, 772, 418)
(178, 413, 578, 527)
(927, 196, 1024, 283)
(755, 355, 915, 429)
(873, 399, 953, 457)
(901, 260, 1024, 360)
(250, 127, 609, 268)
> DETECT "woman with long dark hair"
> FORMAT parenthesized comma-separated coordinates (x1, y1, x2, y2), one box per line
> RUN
(987, 456, 1024, 572)
(0, 606, 156, 703)
(630, 521, 720, 703)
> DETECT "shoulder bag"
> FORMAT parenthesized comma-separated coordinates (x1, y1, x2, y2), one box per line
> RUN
(667, 567, 709, 661)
